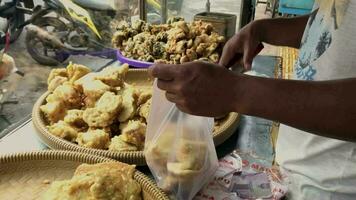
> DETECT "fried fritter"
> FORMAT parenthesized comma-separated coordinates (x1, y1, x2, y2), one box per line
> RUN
(52, 83, 82, 108)
(117, 86, 137, 122)
(48, 76, 68, 92)
(64, 109, 86, 129)
(47, 68, 67, 85)
(109, 135, 138, 151)
(66, 62, 91, 84)
(94, 64, 129, 87)
(48, 120, 78, 142)
(95, 91, 123, 115)
(83, 107, 115, 128)
(42, 162, 142, 200)
(120, 120, 146, 149)
(40, 101, 67, 124)
(76, 129, 110, 149)
(138, 98, 151, 121)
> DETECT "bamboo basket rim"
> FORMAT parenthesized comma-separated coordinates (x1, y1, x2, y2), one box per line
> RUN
(32, 69, 240, 165)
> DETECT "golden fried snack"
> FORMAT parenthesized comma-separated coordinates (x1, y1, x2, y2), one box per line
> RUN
(64, 109, 86, 129)
(138, 98, 151, 120)
(136, 89, 152, 106)
(94, 64, 129, 87)
(112, 18, 225, 64)
(40, 101, 67, 124)
(66, 62, 91, 84)
(117, 86, 137, 122)
(48, 120, 78, 142)
(83, 107, 115, 128)
(52, 83, 82, 108)
(82, 80, 111, 99)
(76, 129, 110, 149)
(47, 68, 67, 85)
(42, 162, 142, 200)
(48, 76, 68, 92)
(73, 72, 96, 91)
(95, 91, 123, 115)
(145, 129, 175, 175)
(120, 120, 146, 149)
(109, 135, 138, 151)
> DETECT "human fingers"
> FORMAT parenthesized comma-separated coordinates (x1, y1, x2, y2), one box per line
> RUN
(149, 63, 179, 81)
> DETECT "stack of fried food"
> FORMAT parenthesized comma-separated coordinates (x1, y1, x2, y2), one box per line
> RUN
(41, 162, 142, 200)
(112, 17, 225, 64)
(145, 123, 209, 195)
(40, 62, 152, 151)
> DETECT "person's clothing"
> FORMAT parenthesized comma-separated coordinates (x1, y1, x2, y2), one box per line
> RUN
(276, 0, 356, 199)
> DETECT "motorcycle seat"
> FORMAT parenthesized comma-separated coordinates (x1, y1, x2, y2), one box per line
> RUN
(72, 0, 116, 11)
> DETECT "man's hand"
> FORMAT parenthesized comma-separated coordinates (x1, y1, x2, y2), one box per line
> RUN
(219, 21, 261, 70)
(219, 15, 311, 70)
(149, 61, 240, 117)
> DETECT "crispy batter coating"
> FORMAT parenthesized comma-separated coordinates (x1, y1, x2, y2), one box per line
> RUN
(109, 135, 138, 151)
(42, 162, 141, 200)
(52, 83, 82, 108)
(138, 98, 151, 120)
(117, 86, 137, 122)
(40, 101, 67, 124)
(95, 91, 123, 115)
(48, 120, 78, 142)
(120, 120, 146, 149)
(94, 64, 129, 87)
(83, 107, 115, 128)
(136, 89, 152, 106)
(112, 18, 225, 64)
(66, 62, 91, 84)
(48, 76, 68, 92)
(47, 68, 67, 85)
(76, 129, 110, 149)
(64, 109, 86, 129)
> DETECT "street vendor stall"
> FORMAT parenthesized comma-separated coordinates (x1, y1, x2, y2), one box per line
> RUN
(0, 0, 287, 199)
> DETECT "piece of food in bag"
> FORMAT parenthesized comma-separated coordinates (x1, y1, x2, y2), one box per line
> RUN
(48, 120, 78, 142)
(40, 101, 67, 124)
(94, 64, 129, 87)
(117, 86, 138, 122)
(145, 129, 175, 174)
(95, 91, 123, 115)
(109, 135, 139, 151)
(76, 129, 110, 149)
(83, 107, 116, 128)
(66, 62, 91, 84)
(120, 120, 147, 149)
(41, 162, 142, 200)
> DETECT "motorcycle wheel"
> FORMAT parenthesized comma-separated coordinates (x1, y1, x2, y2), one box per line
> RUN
(25, 17, 69, 66)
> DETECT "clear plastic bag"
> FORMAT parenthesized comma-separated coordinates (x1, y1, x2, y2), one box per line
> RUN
(145, 80, 219, 200)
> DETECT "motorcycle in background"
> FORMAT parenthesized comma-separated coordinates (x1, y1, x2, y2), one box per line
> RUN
(25, 0, 121, 66)
(0, 0, 34, 42)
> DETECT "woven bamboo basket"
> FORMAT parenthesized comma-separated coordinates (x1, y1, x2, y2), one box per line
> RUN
(32, 69, 240, 166)
(0, 150, 169, 200)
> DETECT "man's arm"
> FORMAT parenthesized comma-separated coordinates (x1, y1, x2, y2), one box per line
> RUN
(150, 62, 356, 142)
(234, 75, 356, 142)
(254, 13, 312, 48)
(220, 13, 312, 69)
